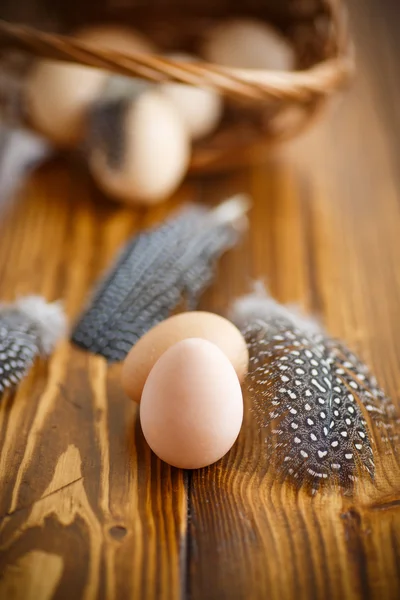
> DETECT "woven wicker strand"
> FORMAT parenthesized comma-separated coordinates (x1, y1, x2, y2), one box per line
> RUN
(0, 18, 353, 103)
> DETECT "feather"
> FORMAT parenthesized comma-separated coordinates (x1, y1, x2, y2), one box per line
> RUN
(72, 195, 250, 362)
(0, 296, 66, 394)
(230, 284, 399, 492)
(0, 125, 52, 214)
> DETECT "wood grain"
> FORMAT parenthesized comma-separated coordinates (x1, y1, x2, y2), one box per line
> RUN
(188, 2, 400, 598)
(0, 170, 188, 599)
(1, 0, 400, 598)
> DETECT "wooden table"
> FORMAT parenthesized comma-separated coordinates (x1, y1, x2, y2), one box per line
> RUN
(1, 1, 400, 598)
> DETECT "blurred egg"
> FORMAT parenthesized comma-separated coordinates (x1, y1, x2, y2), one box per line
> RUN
(26, 60, 107, 146)
(26, 25, 155, 147)
(202, 18, 295, 71)
(88, 86, 190, 205)
(122, 311, 248, 403)
(140, 338, 243, 469)
(160, 53, 223, 140)
(74, 24, 155, 55)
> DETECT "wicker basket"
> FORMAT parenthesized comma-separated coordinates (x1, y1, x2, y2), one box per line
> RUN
(0, 0, 353, 172)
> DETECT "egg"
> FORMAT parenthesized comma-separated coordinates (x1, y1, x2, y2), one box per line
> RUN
(202, 18, 295, 71)
(26, 25, 155, 147)
(26, 60, 107, 146)
(88, 86, 190, 205)
(160, 53, 223, 140)
(122, 311, 249, 403)
(140, 338, 243, 469)
(74, 24, 156, 56)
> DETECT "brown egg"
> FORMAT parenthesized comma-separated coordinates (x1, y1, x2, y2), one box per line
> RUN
(122, 311, 249, 403)
(140, 338, 244, 469)
(26, 26, 155, 147)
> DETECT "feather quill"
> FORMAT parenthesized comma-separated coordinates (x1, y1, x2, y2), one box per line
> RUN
(72, 195, 250, 361)
(0, 296, 66, 394)
(231, 284, 399, 491)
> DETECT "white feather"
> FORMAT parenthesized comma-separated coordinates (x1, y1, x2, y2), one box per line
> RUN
(230, 281, 322, 336)
(0, 126, 52, 213)
(13, 296, 67, 354)
(210, 194, 251, 233)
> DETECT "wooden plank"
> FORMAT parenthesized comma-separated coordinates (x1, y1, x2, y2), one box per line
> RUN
(1, 1, 400, 598)
(0, 161, 187, 600)
(187, 1, 400, 598)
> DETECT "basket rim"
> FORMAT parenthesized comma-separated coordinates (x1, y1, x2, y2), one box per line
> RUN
(0, 9, 354, 105)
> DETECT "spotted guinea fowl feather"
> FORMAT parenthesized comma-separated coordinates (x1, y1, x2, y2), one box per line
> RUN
(0, 296, 66, 394)
(72, 195, 249, 362)
(231, 286, 398, 491)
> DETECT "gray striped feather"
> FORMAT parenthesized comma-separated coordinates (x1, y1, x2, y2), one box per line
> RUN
(72, 195, 249, 362)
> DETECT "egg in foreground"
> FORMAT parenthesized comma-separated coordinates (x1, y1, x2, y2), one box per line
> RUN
(140, 338, 244, 469)
(122, 311, 249, 403)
